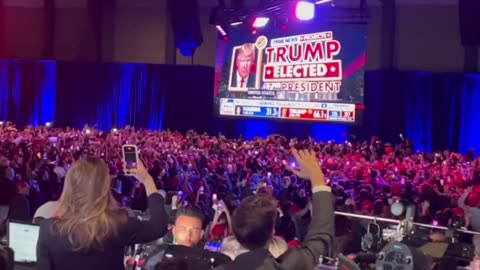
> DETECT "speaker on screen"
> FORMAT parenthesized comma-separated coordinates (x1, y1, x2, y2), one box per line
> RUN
(459, 0, 480, 46)
(169, 0, 204, 57)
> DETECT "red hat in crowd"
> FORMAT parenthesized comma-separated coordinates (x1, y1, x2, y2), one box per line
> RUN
(391, 184, 402, 197)
(467, 193, 480, 207)
(452, 207, 465, 217)
(177, 156, 184, 165)
(194, 181, 203, 190)
(16, 181, 28, 193)
(361, 200, 373, 212)
(385, 147, 393, 155)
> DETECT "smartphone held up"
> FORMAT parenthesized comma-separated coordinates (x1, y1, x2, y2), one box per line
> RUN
(122, 145, 139, 172)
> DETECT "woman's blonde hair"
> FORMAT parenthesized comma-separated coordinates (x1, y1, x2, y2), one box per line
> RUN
(54, 158, 123, 251)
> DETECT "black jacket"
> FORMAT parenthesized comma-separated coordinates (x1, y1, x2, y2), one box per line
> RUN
(36, 193, 168, 270)
(213, 190, 334, 270)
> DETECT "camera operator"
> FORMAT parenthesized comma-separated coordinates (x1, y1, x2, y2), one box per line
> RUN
(36, 158, 169, 270)
(213, 148, 334, 270)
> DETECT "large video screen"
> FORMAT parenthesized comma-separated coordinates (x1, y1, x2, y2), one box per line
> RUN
(213, 22, 367, 123)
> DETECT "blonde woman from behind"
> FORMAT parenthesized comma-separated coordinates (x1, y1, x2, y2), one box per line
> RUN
(36, 157, 169, 270)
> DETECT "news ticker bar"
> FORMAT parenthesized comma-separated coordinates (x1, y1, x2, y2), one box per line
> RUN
(219, 98, 357, 122)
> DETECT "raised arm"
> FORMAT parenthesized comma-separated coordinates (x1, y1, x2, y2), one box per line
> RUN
(120, 162, 168, 245)
(279, 149, 334, 270)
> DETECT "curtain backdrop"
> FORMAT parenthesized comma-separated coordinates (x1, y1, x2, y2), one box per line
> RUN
(55, 63, 214, 133)
(1, 59, 479, 154)
(363, 71, 480, 154)
(0, 60, 56, 127)
(55, 62, 167, 131)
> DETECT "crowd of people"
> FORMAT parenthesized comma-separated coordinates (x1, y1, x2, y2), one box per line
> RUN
(1, 121, 480, 270)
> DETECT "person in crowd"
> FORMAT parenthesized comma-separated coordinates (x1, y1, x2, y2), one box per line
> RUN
(0, 123, 479, 270)
(220, 236, 248, 260)
(36, 158, 168, 270)
(172, 206, 206, 247)
(6, 181, 31, 221)
(33, 199, 59, 220)
(144, 206, 206, 270)
(220, 236, 287, 260)
(213, 148, 334, 270)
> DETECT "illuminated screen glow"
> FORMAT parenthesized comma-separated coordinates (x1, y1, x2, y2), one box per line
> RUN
(214, 21, 367, 123)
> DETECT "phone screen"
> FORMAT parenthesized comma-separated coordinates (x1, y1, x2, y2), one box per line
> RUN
(204, 242, 222, 252)
(123, 145, 138, 170)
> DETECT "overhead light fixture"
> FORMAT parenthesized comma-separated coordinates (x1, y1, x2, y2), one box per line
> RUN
(252, 17, 269, 28)
(215, 25, 228, 36)
(296, 1, 315, 21)
(315, 0, 333, 4)
(230, 21, 243, 26)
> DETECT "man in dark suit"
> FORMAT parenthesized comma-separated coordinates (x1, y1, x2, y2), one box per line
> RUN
(213, 149, 334, 270)
(230, 43, 257, 89)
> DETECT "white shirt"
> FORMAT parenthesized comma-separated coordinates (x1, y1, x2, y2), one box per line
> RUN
(34, 201, 59, 219)
(236, 72, 249, 89)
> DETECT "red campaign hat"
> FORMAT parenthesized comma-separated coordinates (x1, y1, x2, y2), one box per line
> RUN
(385, 147, 393, 155)
(195, 181, 203, 190)
(177, 156, 184, 164)
(391, 184, 402, 196)
(16, 181, 28, 193)
(361, 200, 373, 212)
(467, 193, 480, 207)
(452, 207, 465, 217)
(273, 166, 282, 174)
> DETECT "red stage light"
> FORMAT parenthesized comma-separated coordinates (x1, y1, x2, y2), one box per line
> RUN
(223, 36, 229, 42)
(281, 25, 288, 31)
(252, 29, 258, 35)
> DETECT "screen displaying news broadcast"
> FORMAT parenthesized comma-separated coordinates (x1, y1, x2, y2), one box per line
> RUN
(213, 23, 367, 123)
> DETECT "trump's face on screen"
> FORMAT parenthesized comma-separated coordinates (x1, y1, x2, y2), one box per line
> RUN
(236, 44, 255, 79)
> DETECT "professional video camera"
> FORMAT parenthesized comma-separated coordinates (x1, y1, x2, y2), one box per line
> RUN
(357, 200, 475, 270)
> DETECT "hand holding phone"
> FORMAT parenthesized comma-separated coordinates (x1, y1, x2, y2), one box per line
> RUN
(122, 145, 139, 171)
(217, 202, 223, 212)
(172, 195, 179, 210)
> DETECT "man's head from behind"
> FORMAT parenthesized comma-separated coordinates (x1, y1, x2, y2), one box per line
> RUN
(235, 43, 255, 79)
(232, 195, 277, 250)
(173, 206, 205, 248)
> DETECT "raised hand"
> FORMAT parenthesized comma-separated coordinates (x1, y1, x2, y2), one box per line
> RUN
(290, 148, 325, 187)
